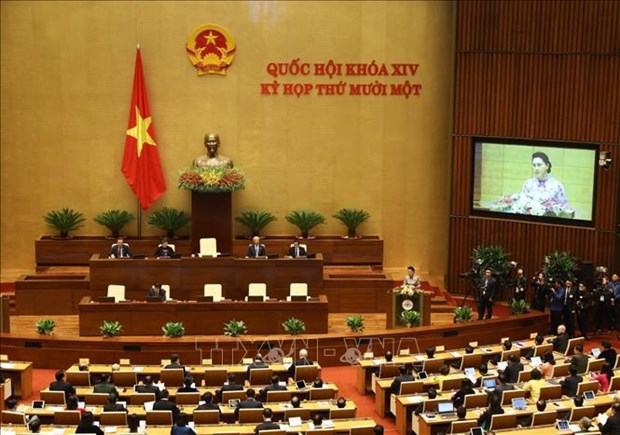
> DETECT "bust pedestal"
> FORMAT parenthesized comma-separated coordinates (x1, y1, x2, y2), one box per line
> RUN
(191, 192, 232, 254)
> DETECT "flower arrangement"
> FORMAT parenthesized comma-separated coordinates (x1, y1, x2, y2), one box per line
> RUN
(488, 194, 574, 218)
(178, 166, 245, 193)
(392, 285, 424, 297)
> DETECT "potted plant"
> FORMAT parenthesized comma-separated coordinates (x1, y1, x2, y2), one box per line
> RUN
(94, 210, 135, 239)
(345, 315, 365, 333)
(223, 319, 248, 337)
(453, 305, 473, 323)
(235, 210, 277, 238)
(471, 245, 511, 279)
(282, 317, 306, 335)
(35, 319, 57, 335)
(399, 310, 421, 328)
(162, 321, 185, 338)
(542, 251, 579, 282)
(147, 207, 191, 239)
(100, 320, 122, 337)
(332, 208, 370, 239)
(510, 299, 530, 315)
(43, 208, 86, 239)
(285, 210, 326, 239)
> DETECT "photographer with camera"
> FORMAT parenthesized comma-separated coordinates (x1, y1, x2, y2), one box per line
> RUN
(575, 282, 592, 338)
(512, 268, 526, 302)
(594, 276, 614, 334)
(530, 272, 548, 312)
(549, 280, 565, 333)
(478, 269, 497, 320)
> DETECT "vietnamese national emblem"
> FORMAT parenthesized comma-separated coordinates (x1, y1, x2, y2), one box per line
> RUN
(186, 24, 236, 75)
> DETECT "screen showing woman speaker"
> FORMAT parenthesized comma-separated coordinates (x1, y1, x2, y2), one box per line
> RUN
(471, 138, 597, 225)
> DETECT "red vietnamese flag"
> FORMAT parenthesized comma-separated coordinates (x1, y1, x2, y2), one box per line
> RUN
(122, 47, 166, 210)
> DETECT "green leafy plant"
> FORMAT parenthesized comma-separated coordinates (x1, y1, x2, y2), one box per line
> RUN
(100, 320, 122, 337)
(399, 310, 421, 328)
(471, 245, 511, 279)
(510, 299, 530, 315)
(282, 317, 306, 335)
(94, 210, 135, 238)
(35, 319, 57, 335)
(223, 319, 248, 337)
(162, 321, 185, 338)
(542, 251, 579, 282)
(235, 210, 277, 237)
(43, 208, 86, 238)
(345, 315, 365, 333)
(332, 208, 370, 238)
(453, 305, 473, 323)
(285, 210, 326, 238)
(147, 207, 191, 239)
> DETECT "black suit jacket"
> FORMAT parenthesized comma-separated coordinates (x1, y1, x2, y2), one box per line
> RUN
(600, 348, 618, 367)
(287, 246, 307, 258)
(135, 384, 161, 401)
(480, 277, 497, 301)
(103, 403, 127, 413)
(195, 402, 220, 412)
(552, 333, 570, 353)
(288, 358, 313, 378)
(235, 398, 263, 419)
(255, 421, 280, 434)
(599, 413, 620, 434)
(560, 375, 583, 397)
(391, 374, 414, 393)
(110, 244, 132, 258)
(504, 361, 524, 384)
(216, 382, 243, 402)
(152, 399, 180, 417)
(49, 380, 75, 398)
(164, 362, 186, 373)
(247, 244, 266, 257)
(154, 246, 175, 257)
(147, 287, 167, 298)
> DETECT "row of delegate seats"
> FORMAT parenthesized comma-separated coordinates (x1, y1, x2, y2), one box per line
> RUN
(106, 282, 310, 302)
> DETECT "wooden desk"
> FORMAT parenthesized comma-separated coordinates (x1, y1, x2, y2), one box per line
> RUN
(0, 360, 33, 399)
(78, 296, 329, 336)
(89, 255, 324, 301)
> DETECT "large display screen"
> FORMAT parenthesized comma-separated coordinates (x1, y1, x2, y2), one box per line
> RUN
(471, 139, 597, 224)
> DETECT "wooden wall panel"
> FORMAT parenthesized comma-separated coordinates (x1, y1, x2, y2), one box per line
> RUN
(449, 1, 620, 295)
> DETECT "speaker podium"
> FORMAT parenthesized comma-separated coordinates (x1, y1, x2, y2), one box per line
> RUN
(191, 192, 232, 254)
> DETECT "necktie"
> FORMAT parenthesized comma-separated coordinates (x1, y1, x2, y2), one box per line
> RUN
(565, 288, 569, 304)
(255, 246, 258, 258)
(295, 247, 299, 257)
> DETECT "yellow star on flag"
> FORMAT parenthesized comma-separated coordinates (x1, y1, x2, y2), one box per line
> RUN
(126, 107, 156, 156)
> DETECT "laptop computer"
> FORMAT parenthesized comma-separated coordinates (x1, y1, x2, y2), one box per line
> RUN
(583, 390, 595, 400)
(591, 348, 601, 358)
(417, 371, 428, 380)
(464, 367, 475, 377)
(296, 380, 307, 389)
(470, 428, 483, 435)
(511, 397, 527, 410)
(145, 296, 165, 303)
(483, 378, 497, 390)
(530, 356, 542, 367)
(437, 401, 455, 418)
(31, 400, 45, 409)
(97, 296, 116, 303)
(228, 399, 241, 409)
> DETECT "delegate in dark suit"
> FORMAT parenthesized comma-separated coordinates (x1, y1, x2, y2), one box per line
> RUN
(154, 245, 175, 258)
(504, 358, 524, 384)
(552, 331, 570, 353)
(390, 369, 414, 394)
(288, 357, 313, 378)
(247, 244, 266, 258)
(254, 422, 280, 434)
(599, 406, 620, 434)
(235, 392, 263, 419)
(560, 374, 582, 397)
(49, 380, 75, 399)
(287, 245, 307, 258)
(216, 374, 243, 402)
(147, 285, 167, 299)
(135, 384, 161, 401)
(109, 243, 132, 258)
(103, 403, 127, 413)
(478, 271, 496, 320)
(152, 391, 180, 418)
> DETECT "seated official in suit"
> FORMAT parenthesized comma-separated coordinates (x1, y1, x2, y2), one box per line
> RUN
(93, 373, 117, 395)
(560, 364, 583, 397)
(164, 353, 187, 373)
(550, 324, 570, 353)
(288, 348, 313, 378)
(178, 376, 199, 393)
(153, 389, 180, 418)
(76, 411, 104, 435)
(195, 392, 220, 412)
(216, 373, 243, 402)
(261, 375, 287, 398)
(247, 354, 269, 375)
(103, 392, 127, 413)
(154, 238, 175, 257)
(390, 365, 414, 394)
(235, 388, 263, 419)
(135, 375, 161, 401)
(504, 354, 524, 384)
(254, 408, 280, 434)
(109, 238, 132, 258)
(49, 370, 76, 399)
(147, 283, 166, 299)
(171, 413, 196, 435)
(287, 240, 307, 258)
(246, 236, 266, 258)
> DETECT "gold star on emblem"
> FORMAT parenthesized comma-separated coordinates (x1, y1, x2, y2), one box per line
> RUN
(126, 107, 156, 156)
(204, 31, 217, 45)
